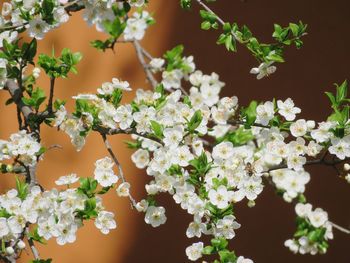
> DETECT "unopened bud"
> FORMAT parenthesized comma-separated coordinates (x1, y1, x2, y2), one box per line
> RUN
(5, 246, 14, 255)
(17, 240, 26, 249)
(344, 163, 350, 171)
(247, 200, 256, 208)
(6, 164, 13, 173)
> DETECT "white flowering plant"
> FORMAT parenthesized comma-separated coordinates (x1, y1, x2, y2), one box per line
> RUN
(0, 0, 349, 262)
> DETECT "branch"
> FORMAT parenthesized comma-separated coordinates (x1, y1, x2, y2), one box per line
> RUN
(25, 227, 40, 260)
(101, 134, 137, 208)
(48, 77, 56, 114)
(330, 221, 350, 234)
(266, 155, 350, 173)
(133, 40, 158, 89)
(5, 80, 34, 121)
(263, 174, 350, 235)
(94, 125, 163, 146)
(0, 0, 83, 32)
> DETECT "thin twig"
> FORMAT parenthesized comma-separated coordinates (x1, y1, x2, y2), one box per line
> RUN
(48, 77, 56, 114)
(101, 134, 137, 208)
(133, 40, 158, 89)
(330, 221, 350, 234)
(0, 0, 82, 31)
(25, 227, 40, 260)
(264, 174, 350, 235)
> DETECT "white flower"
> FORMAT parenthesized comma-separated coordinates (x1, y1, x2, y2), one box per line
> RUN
(212, 141, 234, 160)
(290, 119, 308, 137)
(97, 82, 115, 95)
(0, 31, 17, 49)
(172, 145, 194, 167)
(55, 173, 79, 186)
(242, 176, 263, 201)
(250, 61, 276, 80)
(256, 101, 274, 126)
(8, 215, 25, 234)
(328, 137, 350, 160)
(124, 12, 148, 40)
(345, 174, 350, 183)
(144, 206, 167, 227)
(116, 182, 130, 197)
(128, 0, 145, 7)
(32, 67, 41, 79)
(94, 169, 118, 188)
(95, 211, 117, 234)
(17, 240, 26, 249)
(185, 242, 203, 261)
(150, 58, 165, 72)
(135, 199, 149, 212)
(1, 3, 12, 16)
(216, 215, 241, 239)
(287, 155, 306, 171)
(131, 149, 150, 169)
(163, 126, 184, 149)
(115, 105, 133, 130)
(54, 7, 69, 24)
(28, 18, 50, 40)
(38, 216, 59, 240)
(112, 78, 131, 91)
(277, 98, 301, 121)
(237, 256, 254, 263)
(0, 218, 9, 238)
(5, 246, 14, 255)
(162, 69, 183, 90)
(186, 218, 206, 238)
(310, 121, 336, 143)
(284, 239, 299, 254)
(56, 223, 77, 245)
(295, 203, 312, 218)
(208, 185, 230, 209)
(308, 208, 328, 228)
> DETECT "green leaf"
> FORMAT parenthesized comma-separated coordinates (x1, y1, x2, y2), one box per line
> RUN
(15, 177, 28, 200)
(31, 259, 52, 263)
(336, 80, 348, 103)
(218, 249, 237, 263)
(242, 101, 258, 128)
(202, 245, 214, 255)
(150, 120, 164, 138)
(187, 110, 203, 132)
(29, 227, 46, 244)
(180, 0, 192, 9)
(289, 23, 299, 36)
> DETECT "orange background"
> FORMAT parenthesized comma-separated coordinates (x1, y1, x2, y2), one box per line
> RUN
(0, 1, 350, 262)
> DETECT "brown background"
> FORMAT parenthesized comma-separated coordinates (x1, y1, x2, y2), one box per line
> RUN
(0, 0, 349, 262)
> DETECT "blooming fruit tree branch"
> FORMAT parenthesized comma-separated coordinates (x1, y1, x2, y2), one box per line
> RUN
(0, 0, 349, 262)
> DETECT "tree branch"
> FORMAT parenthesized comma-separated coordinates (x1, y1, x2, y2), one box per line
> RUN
(26, 227, 40, 260)
(48, 77, 56, 114)
(133, 40, 158, 89)
(101, 134, 137, 208)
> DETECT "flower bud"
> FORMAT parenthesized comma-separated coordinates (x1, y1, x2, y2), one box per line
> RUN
(247, 200, 256, 208)
(345, 174, 350, 184)
(6, 164, 13, 173)
(344, 163, 350, 171)
(17, 240, 26, 249)
(5, 246, 14, 255)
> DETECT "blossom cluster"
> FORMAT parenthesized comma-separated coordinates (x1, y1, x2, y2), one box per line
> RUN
(0, 0, 148, 45)
(46, 41, 350, 260)
(0, 1, 348, 262)
(0, 130, 41, 167)
(285, 203, 333, 255)
(0, 176, 116, 259)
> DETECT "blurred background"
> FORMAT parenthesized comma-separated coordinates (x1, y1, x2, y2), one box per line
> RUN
(0, 0, 350, 262)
